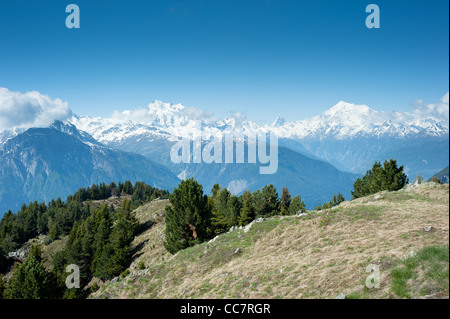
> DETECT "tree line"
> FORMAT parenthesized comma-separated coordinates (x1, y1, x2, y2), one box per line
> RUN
(0, 181, 168, 298)
(164, 179, 306, 254)
(164, 159, 410, 254)
(0, 180, 168, 254)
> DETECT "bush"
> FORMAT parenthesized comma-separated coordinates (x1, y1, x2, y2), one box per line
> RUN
(90, 282, 99, 293)
(120, 269, 130, 278)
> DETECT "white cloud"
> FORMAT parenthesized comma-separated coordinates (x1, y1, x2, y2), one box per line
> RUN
(413, 92, 449, 121)
(412, 99, 425, 107)
(231, 112, 247, 123)
(111, 100, 216, 126)
(441, 92, 449, 104)
(0, 87, 72, 131)
(180, 106, 216, 122)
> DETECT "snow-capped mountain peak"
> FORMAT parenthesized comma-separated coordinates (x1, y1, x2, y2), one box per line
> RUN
(66, 96, 449, 146)
(110, 100, 217, 129)
(271, 115, 286, 127)
(323, 101, 373, 118)
(142, 100, 187, 126)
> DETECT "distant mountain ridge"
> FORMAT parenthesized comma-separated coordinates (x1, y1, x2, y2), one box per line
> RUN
(0, 121, 180, 215)
(1, 96, 448, 214)
(67, 98, 449, 178)
(428, 166, 449, 183)
(69, 99, 449, 142)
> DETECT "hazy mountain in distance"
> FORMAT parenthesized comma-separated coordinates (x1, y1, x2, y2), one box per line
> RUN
(69, 97, 449, 180)
(2, 95, 447, 214)
(0, 121, 180, 216)
(427, 166, 449, 183)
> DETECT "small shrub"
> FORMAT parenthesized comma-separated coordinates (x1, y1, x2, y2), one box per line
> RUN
(120, 269, 131, 278)
(91, 282, 99, 293)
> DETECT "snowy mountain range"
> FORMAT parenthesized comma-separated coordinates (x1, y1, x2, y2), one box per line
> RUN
(272, 100, 448, 139)
(0, 93, 448, 214)
(64, 97, 449, 177)
(3, 94, 447, 150)
(3, 95, 447, 177)
(67, 99, 449, 142)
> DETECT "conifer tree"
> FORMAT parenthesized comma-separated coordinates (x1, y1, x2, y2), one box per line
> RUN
(252, 189, 265, 216)
(164, 178, 212, 254)
(123, 180, 134, 195)
(381, 159, 409, 191)
(48, 222, 62, 240)
(107, 211, 138, 277)
(91, 215, 112, 274)
(210, 187, 241, 234)
(352, 159, 408, 199)
(211, 187, 231, 234)
(238, 191, 256, 226)
(289, 195, 306, 215)
(335, 193, 345, 205)
(260, 184, 280, 216)
(280, 187, 291, 215)
(226, 195, 241, 227)
(5, 245, 56, 299)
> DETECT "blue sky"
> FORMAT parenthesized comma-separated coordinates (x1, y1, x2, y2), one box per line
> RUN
(0, 0, 448, 123)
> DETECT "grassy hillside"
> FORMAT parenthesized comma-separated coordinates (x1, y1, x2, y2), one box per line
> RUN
(90, 182, 449, 299)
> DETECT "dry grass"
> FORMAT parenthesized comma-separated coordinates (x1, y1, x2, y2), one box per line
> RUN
(91, 183, 449, 299)
(42, 236, 68, 269)
(89, 194, 132, 211)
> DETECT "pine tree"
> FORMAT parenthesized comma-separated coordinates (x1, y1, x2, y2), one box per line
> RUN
(210, 187, 241, 234)
(93, 243, 115, 281)
(260, 185, 280, 217)
(226, 195, 241, 227)
(121, 198, 133, 214)
(336, 193, 345, 205)
(164, 178, 212, 254)
(107, 211, 138, 277)
(211, 187, 231, 234)
(381, 159, 409, 191)
(280, 187, 291, 215)
(5, 245, 56, 299)
(352, 159, 409, 199)
(210, 184, 221, 198)
(91, 216, 112, 275)
(67, 218, 95, 288)
(123, 180, 134, 195)
(48, 222, 62, 240)
(238, 191, 256, 226)
(289, 195, 306, 215)
(252, 189, 265, 216)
